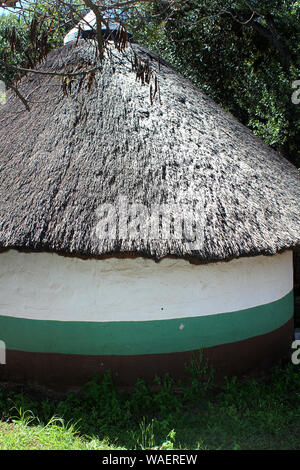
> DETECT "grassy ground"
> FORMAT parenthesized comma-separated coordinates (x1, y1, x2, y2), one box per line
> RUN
(0, 420, 121, 450)
(0, 353, 300, 450)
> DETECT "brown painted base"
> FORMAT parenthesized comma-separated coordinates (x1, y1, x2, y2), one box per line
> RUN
(0, 319, 294, 391)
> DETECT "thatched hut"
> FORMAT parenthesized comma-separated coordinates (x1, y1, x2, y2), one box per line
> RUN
(0, 38, 299, 388)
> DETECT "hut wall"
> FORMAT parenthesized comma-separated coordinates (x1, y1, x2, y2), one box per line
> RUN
(0, 249, 294, 387)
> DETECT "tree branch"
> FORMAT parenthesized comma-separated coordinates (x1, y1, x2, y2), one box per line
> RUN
(9, 83, 30, 111)
(83, 0, 105, 60)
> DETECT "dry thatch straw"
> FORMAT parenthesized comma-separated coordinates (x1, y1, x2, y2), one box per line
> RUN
(0, 41, 299, 263)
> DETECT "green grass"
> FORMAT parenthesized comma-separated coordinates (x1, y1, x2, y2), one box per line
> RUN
(0, 419, 126, 450)
(0, 353, 300, 450)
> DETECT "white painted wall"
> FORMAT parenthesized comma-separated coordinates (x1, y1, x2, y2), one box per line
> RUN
(0, 250, 293, 322)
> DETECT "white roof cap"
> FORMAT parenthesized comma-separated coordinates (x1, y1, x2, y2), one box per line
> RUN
(64, 11, 120, 45)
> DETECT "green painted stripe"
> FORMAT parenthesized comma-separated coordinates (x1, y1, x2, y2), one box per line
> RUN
(0, 291, 294, 356)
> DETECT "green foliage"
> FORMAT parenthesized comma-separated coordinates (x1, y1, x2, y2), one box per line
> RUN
(184, 350, 215, 402)
(132, 417, 156, 449)
(0, 0, 82, 85)
(0, 416, 119, 450)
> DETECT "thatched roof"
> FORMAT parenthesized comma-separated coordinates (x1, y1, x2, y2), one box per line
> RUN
(0, 41, 299, 263)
